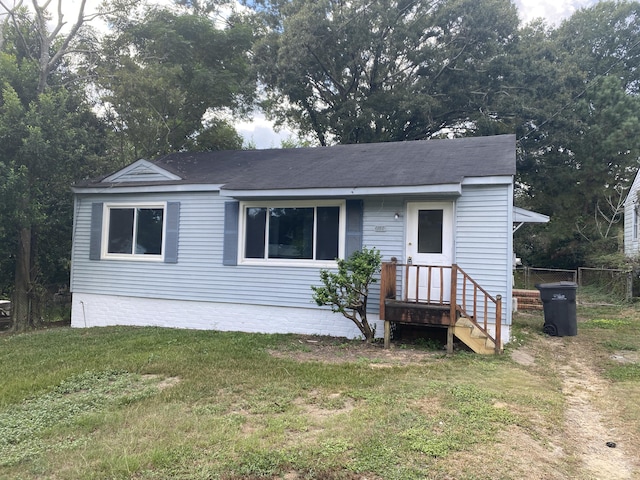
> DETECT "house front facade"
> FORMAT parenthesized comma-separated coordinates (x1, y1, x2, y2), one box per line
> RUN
(70, 135, 517, 344)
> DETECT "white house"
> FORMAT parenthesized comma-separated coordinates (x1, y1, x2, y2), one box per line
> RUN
(624, 171, 640, 257)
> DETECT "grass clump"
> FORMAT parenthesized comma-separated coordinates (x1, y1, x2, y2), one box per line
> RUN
(401, 383, 517, 458)
(582, 318, 632, 329)
(0, 370, 158, 467)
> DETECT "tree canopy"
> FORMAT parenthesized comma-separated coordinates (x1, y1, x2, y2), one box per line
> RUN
(251, 0, 520, 145)
(0, 0, 113, 330)
(96, 4, 256, 162)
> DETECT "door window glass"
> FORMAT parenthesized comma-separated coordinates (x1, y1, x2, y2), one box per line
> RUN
(417, 209, 443, 254)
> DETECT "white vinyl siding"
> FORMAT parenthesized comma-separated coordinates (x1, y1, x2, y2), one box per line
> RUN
(624, 173, 640, 257)
(71, 184, 512, 327)
(455, 184, 512, 326)
(362, 197, 405, 313)
(72, 193, 352, 310)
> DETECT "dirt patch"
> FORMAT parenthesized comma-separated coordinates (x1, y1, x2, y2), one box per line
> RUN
(294, 390, 355, 420)
(449, 425, 568, 480)
(557, 348, 636, 479)
(268, 336, 445, 367)
(511, 348, 536, 366)
(513, 334, 639, 479)
(141, 374, 181, 391)
(610, 351, 640, 364)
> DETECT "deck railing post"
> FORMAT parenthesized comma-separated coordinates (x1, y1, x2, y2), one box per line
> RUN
(450, 265, 458, 325)
(495, 294, 502, 354)
(380, 259, 397, 350)
(447, 265, 458, 354)
(379, 260, 397, 321)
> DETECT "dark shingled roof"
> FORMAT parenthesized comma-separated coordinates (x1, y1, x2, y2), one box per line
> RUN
(83, 135, 516, 190)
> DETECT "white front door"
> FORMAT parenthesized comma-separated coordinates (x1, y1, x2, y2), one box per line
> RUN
(405, 202, 454, 302)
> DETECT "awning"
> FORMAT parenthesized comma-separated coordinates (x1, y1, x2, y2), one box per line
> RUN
(513, 207, 549, 232)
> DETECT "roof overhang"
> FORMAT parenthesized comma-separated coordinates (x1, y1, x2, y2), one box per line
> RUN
(71, 184, 224, 194)
(513, 206, 550, 232)
(219, 183, 463, 199)
(462, 175, 513, 186)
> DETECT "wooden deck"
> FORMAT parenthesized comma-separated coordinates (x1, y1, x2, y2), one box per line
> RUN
(379, 261, 503, 354)
(384, 300, 453, 325)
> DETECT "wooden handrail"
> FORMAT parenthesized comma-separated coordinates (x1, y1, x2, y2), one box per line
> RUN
(454, 265, 502, 354)
(379, 262, 503, 353)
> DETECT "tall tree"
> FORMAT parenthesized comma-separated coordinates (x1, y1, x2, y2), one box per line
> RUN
(96, 3, 256, 163)
(0, 1, 114, 331)
(251, 0, 520, 145)
(515, 1, 640, 267)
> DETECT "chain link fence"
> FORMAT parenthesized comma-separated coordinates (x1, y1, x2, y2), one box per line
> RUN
(514, 266, 634, 303)
(578, 267, 633, 303)
(514, 267, 577, 290)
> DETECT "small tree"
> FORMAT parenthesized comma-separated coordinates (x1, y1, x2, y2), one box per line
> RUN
(311, 247, 382, 342)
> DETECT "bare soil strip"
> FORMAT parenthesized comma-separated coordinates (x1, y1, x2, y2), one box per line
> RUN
(526, 338, 638, 479)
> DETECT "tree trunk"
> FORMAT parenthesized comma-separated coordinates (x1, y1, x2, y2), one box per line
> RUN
(11, 227, 32, 332)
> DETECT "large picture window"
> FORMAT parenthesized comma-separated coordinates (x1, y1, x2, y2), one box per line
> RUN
(240, 202, 344, 264)
(102, 203, 166, 259)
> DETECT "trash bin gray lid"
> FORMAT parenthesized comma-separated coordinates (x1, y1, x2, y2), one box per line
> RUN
(535, 281, 578, 289)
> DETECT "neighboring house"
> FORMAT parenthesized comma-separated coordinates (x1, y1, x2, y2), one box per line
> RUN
(70, 134, 522, 350)
(624, 171, 640, 257)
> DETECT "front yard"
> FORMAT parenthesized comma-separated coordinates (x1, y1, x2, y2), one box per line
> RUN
(0, 304, 639, 479)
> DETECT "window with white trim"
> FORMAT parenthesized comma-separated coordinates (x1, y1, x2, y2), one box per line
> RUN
(102, 203, 166, 259)
(240, 201, 345, 264)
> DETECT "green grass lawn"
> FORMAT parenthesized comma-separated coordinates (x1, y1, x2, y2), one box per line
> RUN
(1, 302, 639, 479)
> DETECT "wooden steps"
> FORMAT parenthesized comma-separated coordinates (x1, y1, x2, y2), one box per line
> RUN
(453, 317, 500, 355)
(513, 289, 542, 311)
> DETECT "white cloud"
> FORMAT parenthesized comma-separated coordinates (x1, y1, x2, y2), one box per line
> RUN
(515, 0, 602, 25)
(236, 117, 294, 149)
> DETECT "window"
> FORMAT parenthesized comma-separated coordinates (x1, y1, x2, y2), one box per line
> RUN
(102, 203, 166, 259)
(417, 209, 443, 254)
(240, 201, 345, 265)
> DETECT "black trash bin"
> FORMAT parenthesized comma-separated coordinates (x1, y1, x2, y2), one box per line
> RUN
(535, 282, 578, 336)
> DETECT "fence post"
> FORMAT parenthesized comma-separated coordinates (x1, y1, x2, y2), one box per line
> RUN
(627, 271, 633, 302)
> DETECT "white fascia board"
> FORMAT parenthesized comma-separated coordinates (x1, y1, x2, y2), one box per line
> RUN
(219, 183, 462, 198)
(461, 175, 514, 186)
(102, 159, 182, 182)
(71, 184, 223, 194)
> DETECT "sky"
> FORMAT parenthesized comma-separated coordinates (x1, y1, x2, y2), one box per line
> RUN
(57, 0, 603, 148)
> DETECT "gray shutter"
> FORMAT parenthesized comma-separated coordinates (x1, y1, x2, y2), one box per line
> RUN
(345, 199, 363, 258)
(164, 202, 180, 263)
(89, 202, 104, 260)
(223, 201, 240, 266)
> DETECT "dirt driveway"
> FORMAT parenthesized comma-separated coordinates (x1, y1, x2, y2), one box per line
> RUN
(271, 331, 639, 479)
(511, 334, 639, 480)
